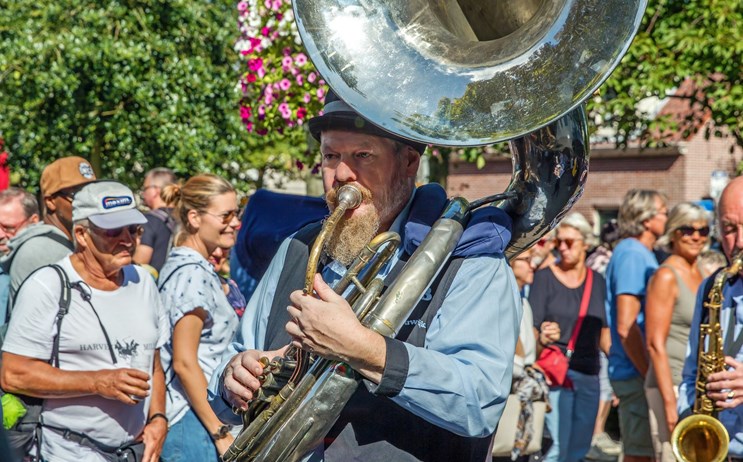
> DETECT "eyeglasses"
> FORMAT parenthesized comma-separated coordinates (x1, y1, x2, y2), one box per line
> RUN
(536, 237, 553, 247)
(0, 216, 32, 235)
(555, 238, 583, 248)
(89, 224, 143, 238)
(203, 209, 240, 225)
(512, 256, 533, 267)
(54, 190, 76, 203)
(676, 225, 710, 237)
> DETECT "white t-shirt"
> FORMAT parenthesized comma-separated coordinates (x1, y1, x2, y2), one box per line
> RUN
(158, 247, 239, 425)
(2, 257, 169, 462)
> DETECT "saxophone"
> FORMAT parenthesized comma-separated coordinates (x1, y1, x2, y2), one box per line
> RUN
(671, 251, 743, 462)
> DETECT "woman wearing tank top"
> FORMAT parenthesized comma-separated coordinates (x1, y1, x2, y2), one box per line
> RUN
(645, 203, 710, 462)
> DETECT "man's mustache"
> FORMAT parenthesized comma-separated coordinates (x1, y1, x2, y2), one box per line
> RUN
(326, 183, 374, 209)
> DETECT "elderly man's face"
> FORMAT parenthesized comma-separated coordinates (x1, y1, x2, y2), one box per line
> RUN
(320, 130, 419, 265)
(0, 198, 36, 254)
(718, 178, 743, 259)
(80, 223, 141, 276)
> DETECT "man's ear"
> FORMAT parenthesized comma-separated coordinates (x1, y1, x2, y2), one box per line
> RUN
(28, 214, 39, 225)
(44, 196, 56, 214)
(73, 225, 88, 250)
(403, 146, 421, 178)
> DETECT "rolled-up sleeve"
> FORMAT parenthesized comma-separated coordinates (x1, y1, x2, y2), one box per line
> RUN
(378, 254, 522, 437)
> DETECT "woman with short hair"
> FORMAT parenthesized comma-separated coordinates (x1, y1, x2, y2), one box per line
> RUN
(158, 174, 241, 461)
(529, 212, 610, 462)
(645, 202, 710, 462)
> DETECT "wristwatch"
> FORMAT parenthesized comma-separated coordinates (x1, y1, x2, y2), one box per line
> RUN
(211, 424, 233, 441)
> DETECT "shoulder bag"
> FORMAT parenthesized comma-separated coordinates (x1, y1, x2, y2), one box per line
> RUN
(535, 269, 593, 388)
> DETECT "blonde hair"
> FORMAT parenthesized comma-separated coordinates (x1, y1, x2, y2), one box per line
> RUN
(656, 202, 710, 252)
(618, 189, 668, 238)
(161, 173, 235, 235)
(558, 212, 599, 248)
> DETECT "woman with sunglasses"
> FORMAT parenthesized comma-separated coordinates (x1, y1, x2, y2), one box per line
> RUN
(156, 174, 241, 462)
(529, 212, 610, 462)
(644, 203, 710, 462)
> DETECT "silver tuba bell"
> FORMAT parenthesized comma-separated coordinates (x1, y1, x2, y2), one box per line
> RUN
(294, 0, 647, 256)
(225, 1, 648, 461)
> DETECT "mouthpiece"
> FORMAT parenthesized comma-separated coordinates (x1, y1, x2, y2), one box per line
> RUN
(337, 185, 363, 210)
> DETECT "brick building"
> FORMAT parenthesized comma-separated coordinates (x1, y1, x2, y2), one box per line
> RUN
(447, 81, 742, 230)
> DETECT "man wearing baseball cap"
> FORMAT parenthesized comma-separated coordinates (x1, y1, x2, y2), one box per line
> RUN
(4, 156, 96, 305)
(2, 180, 168, 461)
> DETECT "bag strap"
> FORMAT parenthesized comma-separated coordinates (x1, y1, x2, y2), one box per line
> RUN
(48, 264, 72, 368)
(157, 262, 203, 291)
(566, 269, 593, 358)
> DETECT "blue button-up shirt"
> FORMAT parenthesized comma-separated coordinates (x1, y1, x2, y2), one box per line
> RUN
(678, 276, 743, 456)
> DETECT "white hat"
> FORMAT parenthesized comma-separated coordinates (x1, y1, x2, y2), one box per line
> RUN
(72, 181, 147, 229)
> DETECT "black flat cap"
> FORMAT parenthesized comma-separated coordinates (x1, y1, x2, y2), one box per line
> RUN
(308, 90, 427, 154)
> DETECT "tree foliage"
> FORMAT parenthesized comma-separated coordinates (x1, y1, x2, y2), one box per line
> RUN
(0, 0, 253, 191)
(589, 0, 742, 149)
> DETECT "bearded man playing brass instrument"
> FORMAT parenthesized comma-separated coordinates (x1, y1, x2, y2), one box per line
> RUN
(207, 91, 521, 461)
(678, 176, 743, 460)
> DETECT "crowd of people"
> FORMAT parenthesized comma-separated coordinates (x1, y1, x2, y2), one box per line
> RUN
(0, 91, 741, 462)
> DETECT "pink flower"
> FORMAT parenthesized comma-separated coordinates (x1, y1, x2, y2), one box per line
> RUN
(307, 72, 317, 83)
(240, 106, 252, 119)
(257, 68, 266, 78)
(258, 105, 266, 116)
(271, 0, 282, 10)
(316, 88, 325, 99)
(276, 13, 283, 20)
(295, 74, 304, 86)
(261, 26, 271, 37)
(283, 47, 292, 56)
(296, 107, 307, 119)
(264, 0, 271, 8)
(303, 93, 311, 104)
(250, 37, 262, 49)
(264, 93, 274, 105)
(296, 159, 304, 170)
(237, 1, 248, 12)
(245, 122, 254, 132)
(248, 58, 263, 72)
(281, 56, 293, 70)
(295, 53, 308, 66)
(279, 78, 291, 91)
(240, 50, 249, 56)
(278, 102, 290, 113)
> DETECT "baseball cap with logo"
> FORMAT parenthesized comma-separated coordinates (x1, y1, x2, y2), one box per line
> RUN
(40, 156, 97, 197)
(72, 181, 147, 229)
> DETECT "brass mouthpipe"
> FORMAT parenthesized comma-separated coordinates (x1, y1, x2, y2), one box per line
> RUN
(304, 185, 362, 294)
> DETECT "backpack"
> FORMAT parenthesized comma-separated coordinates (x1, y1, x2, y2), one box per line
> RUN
(1, 264, 71, 460)
(149, 208, 177, 259)
(1, 230, 74, 323)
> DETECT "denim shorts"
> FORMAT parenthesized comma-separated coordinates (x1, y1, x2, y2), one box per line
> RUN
(161, 408, 219, 462)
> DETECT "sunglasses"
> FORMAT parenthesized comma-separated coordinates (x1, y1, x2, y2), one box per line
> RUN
(676, 225, 710, 237)
(555, 238, 582, 248)
(203, 209, 240, 225)
(90, 224, 143, 238)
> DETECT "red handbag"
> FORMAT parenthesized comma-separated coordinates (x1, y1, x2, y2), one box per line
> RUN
(536, 269, 593, 387)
